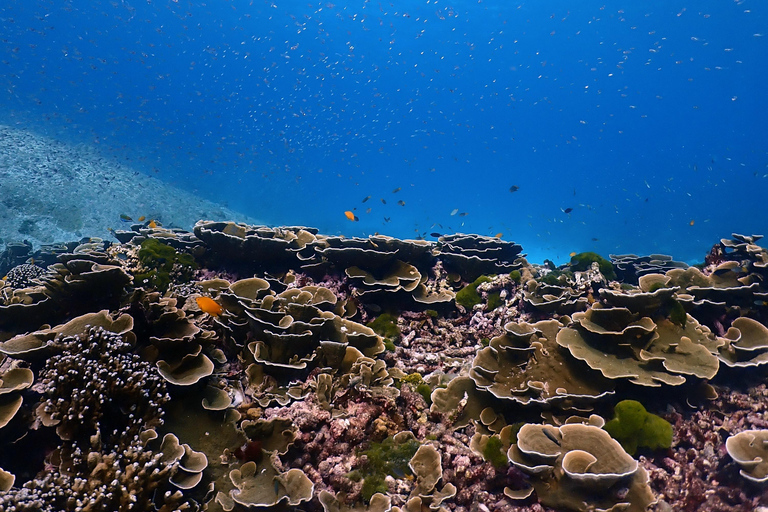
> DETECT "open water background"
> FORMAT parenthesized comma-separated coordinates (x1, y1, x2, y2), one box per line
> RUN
(1, 0, 766, 263)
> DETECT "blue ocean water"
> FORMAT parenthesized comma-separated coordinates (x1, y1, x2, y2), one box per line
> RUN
(1, 0, 766, 264)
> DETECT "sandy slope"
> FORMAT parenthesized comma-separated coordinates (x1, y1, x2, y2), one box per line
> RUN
(0, 125, 257, 249)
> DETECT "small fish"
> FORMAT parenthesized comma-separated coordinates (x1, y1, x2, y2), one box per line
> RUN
(562, 208, 573, 214)
(138, 215, 146, 222)
(509, 185, 519, 193)
(365, 208, 372, 214)
(689, 220, 695, 226)
(392, 187, 401, 193)
(494, 233, 503, 238)
(570, 251, 577, 257)
(397, 200, 406, 206)
(362, 195, 371, 203)
(148, 219, 157, 228)
(196, 296, 223, 317)
(591, 237, 599, 241)
(344, 211, 359, 222)
(430, 232, 442, 237)
(381, 198, 387, 204)
(458, 212, 468, 217)
(450, 209, 459, 216)
(384, 217, 391, 223)
(119, 214, 133, 222)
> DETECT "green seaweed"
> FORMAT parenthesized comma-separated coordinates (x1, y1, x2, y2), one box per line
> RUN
(487, 292, 503, 311)
(482, 436, 509, 469)
(401, 373, 424, 386)
(425, 309, 439, 318)
(569, 251, 616, 281)
(134, 238, 197, 292)
(667, 299, 687, 328)
(456, 275, 492, 308)
(367, 313, 401, 340)
(603, 399, 673, 455)
(383, 339, 396, 352)
(357, 436, 420, 503)
(415, 383, 433, 406)
(509, 269, 522, 283)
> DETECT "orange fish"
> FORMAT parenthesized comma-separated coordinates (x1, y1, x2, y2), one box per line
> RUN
(138, 216, 146, 222)
(148, 219, 157, 228)
(196, 296, 223, 316)
(344, 211, 359, 221)
(689, 220, 695, 226)
(494, 233, 503, 239)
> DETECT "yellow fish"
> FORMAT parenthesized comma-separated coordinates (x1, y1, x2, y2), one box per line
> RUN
(344, 211, 359, 221)
(196, 296, 223, 317)
(148, 219, 157, 228)
(138, 216, 146, 222)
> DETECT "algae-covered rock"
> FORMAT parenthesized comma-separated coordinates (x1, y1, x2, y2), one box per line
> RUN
(603, 400, 673, 455)
(455, 275, 492, 309)
(569, 251, 616, 280)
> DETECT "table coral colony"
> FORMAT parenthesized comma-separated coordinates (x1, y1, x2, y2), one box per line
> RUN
(0, 221, 767, 511)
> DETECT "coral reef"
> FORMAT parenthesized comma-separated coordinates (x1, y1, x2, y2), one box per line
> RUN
(0, 224, 767, 511)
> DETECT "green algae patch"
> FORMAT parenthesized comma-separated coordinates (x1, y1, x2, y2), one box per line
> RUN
(569, 251, 616, 280)
(666, 299, 687, 328)
(509, 270, 522, 284)
(604, 399, 673, 455)
(540, 269, 572, 286)
(482, 436, 509, 469)
(367, 313, 401, 340)
(357, 435, 420, 503)
(456, 275, 492, 308)
(135, 238, 197, 292)
(487, 292, 503, 311)
(415, 383, 433, 406)
(401, 373, 424, 386)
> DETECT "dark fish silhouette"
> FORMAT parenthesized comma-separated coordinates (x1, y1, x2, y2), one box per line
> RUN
(362, 195, 371, 203)
(509, 185, 519, 193)
(562, 208, 573, 214)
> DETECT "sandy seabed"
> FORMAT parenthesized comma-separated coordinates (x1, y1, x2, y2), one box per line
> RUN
(0, 124, 257, 249)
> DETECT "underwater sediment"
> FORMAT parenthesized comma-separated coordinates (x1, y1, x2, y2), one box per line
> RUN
(1, 221, 768, 511)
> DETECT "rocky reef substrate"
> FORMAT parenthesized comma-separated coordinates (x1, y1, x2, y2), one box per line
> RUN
(1, 222, 767, 511)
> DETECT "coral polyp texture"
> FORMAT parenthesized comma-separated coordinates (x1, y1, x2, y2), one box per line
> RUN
(1, 224, 768, 511)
